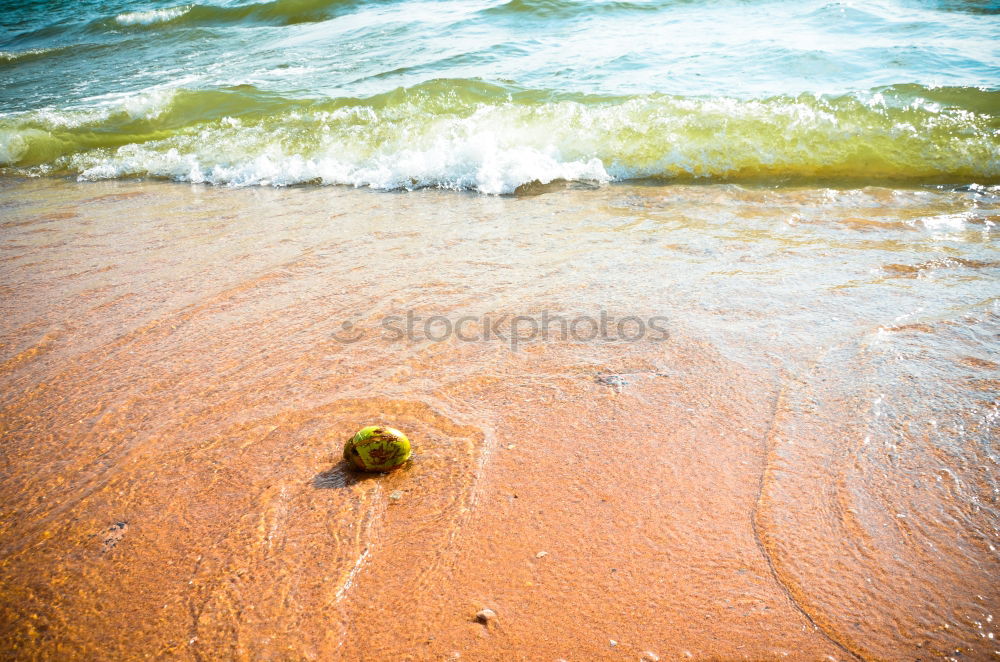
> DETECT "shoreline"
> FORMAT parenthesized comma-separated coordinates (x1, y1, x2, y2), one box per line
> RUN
(1, 177, 997, 660)
(4, 173, 999, 197)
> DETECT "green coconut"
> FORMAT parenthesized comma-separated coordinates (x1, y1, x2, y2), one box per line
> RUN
(343, 425, 412, 472)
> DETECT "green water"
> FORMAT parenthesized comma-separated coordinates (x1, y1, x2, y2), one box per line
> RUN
(1, 0, 998, 192)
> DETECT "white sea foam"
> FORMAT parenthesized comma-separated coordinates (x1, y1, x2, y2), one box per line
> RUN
(115, 5, 191, 26)
(0, 129, 32, 164)
(920, 212, 971, 230)
(58, 94, 610, 193)
(74, 137, 611, 194)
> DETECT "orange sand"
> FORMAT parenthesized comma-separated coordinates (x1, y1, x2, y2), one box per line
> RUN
(1, 178, 997, 661)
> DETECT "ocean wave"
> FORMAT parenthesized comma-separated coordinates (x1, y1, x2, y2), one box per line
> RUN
(0, 47, 69, 65)
(115, 6, 193, 26)
(483, 0, 670, 18)
(0, 80, 997, 194)
(916, 0, 1000, 15)
(102, 0, 360, 30)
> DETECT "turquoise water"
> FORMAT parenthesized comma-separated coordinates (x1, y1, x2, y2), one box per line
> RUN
(1, 0, 998, 192)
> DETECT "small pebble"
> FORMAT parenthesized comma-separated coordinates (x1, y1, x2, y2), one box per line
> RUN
(389, 490, 404, 501)
(641, 652, 660, 662)
(475, 608, 497, 625)
(507, 444, 516, 449)
(535, 551, 548, 558)
(610, 640, 617, 647)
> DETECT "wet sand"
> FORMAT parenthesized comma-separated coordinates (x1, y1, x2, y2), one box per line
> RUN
(0, 178, 997, 661)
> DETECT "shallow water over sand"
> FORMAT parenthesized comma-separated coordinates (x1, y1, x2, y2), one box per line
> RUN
(0, 179, 997, 660)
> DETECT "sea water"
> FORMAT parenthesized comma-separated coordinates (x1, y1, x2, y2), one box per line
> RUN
(1, 0, 998, 193)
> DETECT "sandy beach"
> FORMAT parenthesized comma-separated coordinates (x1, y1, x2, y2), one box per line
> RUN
(1, 177, 997, 660)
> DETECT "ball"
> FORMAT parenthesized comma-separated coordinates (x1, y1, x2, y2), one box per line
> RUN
(343, 425, 412, 472)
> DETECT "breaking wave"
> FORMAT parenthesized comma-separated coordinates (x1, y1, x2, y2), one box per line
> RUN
(1, 80, 997, 194)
